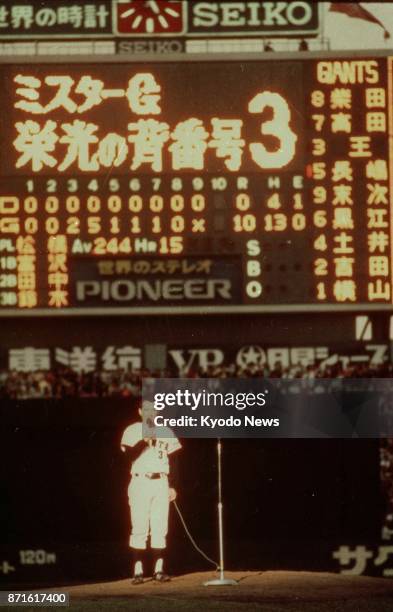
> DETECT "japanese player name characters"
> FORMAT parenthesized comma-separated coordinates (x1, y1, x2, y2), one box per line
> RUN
(309, 60, 390, 303)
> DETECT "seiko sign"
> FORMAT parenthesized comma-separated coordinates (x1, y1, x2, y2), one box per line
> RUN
(114, 2, 320, 39)
(188, 1, 320, 36)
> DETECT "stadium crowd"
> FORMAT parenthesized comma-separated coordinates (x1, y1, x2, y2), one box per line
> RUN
(1, 361, 393, 400)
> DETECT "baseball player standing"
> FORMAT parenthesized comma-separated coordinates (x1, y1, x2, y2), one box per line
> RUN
(121, 400, 181, 584)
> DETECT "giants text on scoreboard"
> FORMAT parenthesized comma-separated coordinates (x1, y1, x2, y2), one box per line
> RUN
(0, 56, 391, 313)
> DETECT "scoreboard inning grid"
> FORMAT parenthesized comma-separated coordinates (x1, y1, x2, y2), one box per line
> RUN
(0, 53, 392, 315)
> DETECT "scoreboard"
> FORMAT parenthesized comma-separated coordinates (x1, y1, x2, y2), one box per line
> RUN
(0, 54, 392, 314)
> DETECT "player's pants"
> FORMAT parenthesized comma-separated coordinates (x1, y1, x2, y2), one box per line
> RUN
(128, 474, 169, 550)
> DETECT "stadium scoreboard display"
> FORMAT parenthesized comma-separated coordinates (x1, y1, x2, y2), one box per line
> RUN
(0, 55, 392, 313)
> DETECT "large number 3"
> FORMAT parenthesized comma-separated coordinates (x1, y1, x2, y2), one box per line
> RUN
(248, 92, 297, 169)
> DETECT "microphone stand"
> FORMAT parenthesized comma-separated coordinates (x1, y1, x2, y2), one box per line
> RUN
(204, 439, 238, 586)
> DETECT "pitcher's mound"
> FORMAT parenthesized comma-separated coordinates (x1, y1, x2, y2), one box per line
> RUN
(62, 570, 393, 610)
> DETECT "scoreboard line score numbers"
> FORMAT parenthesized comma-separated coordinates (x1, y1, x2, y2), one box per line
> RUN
(0, 55, 392, 314)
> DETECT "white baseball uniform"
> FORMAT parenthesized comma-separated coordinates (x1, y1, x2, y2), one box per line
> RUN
(121, 422, 181, 550)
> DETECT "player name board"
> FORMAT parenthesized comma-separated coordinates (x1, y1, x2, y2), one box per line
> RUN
(0, 55, 392, 314)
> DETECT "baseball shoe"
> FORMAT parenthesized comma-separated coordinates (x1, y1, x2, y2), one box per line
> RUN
(132, 574, 144, 585)
(153, 572, 171, 582)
